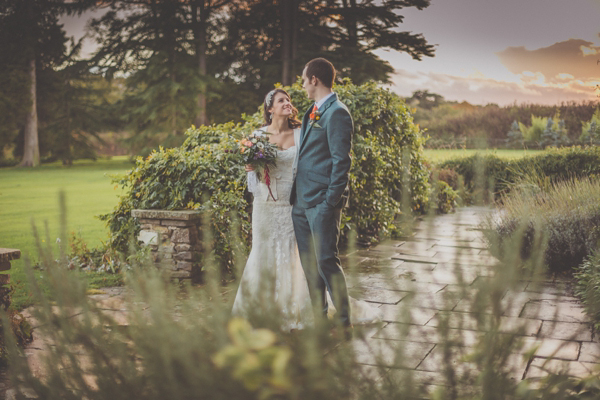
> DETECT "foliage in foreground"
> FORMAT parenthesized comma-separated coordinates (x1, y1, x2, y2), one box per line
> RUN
(6, 203, 600, 399)
(101, 80, 431, 276)
(484, 177, 600, 272)
(575, 250, 600, 330)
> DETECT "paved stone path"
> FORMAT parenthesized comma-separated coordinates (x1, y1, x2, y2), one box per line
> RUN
(8, 206, 600, 398)
(343, 206, 600, 389)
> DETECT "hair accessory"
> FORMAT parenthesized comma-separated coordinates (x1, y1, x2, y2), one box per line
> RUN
(265, 90, 276, 108)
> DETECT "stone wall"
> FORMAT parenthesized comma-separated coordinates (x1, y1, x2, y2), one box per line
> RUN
(131, 210, 202, 280)
(0, 248, 18, 309)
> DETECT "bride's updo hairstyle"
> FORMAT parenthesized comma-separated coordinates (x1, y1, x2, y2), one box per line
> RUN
(263, 88, 302, 129)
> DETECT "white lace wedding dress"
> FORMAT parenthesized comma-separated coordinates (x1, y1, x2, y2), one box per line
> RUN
(232, 128, 382, 331)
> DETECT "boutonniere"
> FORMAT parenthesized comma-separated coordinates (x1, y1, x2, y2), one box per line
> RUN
(309, 105, 322, 128)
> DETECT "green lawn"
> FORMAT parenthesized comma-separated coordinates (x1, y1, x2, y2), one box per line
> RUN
(424, 148, 543, 164)
(0, 157, 134, 309)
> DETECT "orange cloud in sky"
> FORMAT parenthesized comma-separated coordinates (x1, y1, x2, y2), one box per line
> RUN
(496, 39, 600, 82)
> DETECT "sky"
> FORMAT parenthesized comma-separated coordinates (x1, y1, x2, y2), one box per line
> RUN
(374, 0, 600, 105)
(62, 0, 600, 106)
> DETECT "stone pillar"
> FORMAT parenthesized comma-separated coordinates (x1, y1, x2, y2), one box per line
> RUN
(131, 210, 202, 280)
(0, 248, 18, 309)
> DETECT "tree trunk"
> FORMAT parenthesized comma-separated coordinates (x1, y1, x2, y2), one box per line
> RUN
(20, 57, 39, 167)
(193, 0, 208, 126)
(281, 0, 296, 86)
(347, 0, 358, 48)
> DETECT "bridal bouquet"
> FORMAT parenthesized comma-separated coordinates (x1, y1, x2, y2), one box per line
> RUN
(235, 132, 278, 200)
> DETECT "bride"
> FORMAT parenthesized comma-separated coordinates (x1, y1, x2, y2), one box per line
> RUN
(231, 88, 381, 331)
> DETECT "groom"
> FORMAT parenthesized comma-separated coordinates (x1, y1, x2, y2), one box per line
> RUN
(291, 58, 353, 330)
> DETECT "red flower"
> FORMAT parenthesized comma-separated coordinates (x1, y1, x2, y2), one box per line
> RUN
(309, 104, 317, 121)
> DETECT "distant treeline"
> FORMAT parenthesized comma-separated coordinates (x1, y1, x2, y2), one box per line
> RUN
(407, 91, 599, 148)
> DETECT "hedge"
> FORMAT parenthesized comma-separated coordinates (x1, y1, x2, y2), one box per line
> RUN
(438, 146, 600, 199)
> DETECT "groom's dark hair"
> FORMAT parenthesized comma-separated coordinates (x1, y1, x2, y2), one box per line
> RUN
(305, 58, 335, 88)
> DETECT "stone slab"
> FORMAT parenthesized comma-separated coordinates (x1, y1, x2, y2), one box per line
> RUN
(526, 358, 599, 379)
(579, 342, 600, 363)
(397, 249, 439, 258)
(0, 248, 20, 262)
(425, 313, 541, 336)
(392, 254, 438, 264)
(429, 246, 482, 257)
(401, 290, 464, 311)
(539, 321, 593, 342)
(433, 239, 488, 250)
(360, 277, 446, 294)
(398, 266, 479, 286)
(349, 287, 407, 304)
(354, 250, 402, 259)
(378, 304, 437, 325)
(132, 209, 202, 221)
(138, 230, 158, 245)
(431, 252, 498, 265)
(349, 338, 435, 369)
(354, 258, 404, 270)
(370, 241, 406, 251)
(160, 219, 193, 227)
(397, 241, 437, 253)
(521, 300, 587, 323)
(524, 281, 572, 297)
(521, 337, 581, 361)
(417, 347, 527, 382)
(373, 323, 479, 347)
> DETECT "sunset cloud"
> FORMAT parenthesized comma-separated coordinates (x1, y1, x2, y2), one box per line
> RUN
(390, 69, 599, 106)
(496, 39, 600, 82)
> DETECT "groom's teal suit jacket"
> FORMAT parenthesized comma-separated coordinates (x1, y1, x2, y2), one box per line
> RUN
(290, 93, 353, 208)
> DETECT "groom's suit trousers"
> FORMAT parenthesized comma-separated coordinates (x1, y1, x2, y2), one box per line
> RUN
(292, 201, 351, 326)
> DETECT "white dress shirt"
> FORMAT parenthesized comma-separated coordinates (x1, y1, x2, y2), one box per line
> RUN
(315, 92, 335, 110)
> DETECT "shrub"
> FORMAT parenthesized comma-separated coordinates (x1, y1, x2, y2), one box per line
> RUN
(485, 177, 600, 272)
(579, 108, 600, 145)
(506, 120, 523, 148)
(0, 158, 19, 168)
(438, 146, 600, 201)
(575, 250, 600, 330)
(433, 180, 458, 214)
(539, 114, 570, 148)
(435, 168, 460, 190)
(100, 122, 251, 277)
(519, 115, 547, 142)
(102, 79, 431, 275)
(437, 153, 510, 202)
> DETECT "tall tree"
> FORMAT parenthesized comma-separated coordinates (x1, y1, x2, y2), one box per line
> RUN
(0, 0, 95, 166)
(89, 1, 230, 153)
(189, 0, 230, 126)
(325, 0, 434, 83)
(221, 0, 434, 105)
(280, 0, 298, 85)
